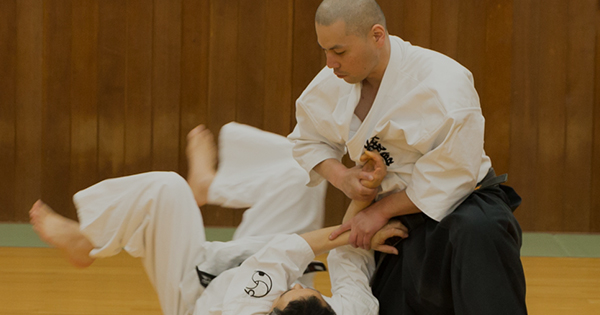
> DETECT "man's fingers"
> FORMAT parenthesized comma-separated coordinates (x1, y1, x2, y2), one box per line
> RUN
(362, 234, 372, 250)
(387, 220, 409, 234)
(375, 245, 399, 255)
(381, 226, 409, 240)
(362, 150, 386, 170)
(358, 171, 374, 182)
(329, 223, 351, 240)
(391, 228, 409, 239)
(359, 173, 381, 190)
(348, 230, 359, 248)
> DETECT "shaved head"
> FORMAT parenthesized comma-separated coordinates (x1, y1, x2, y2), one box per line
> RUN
(315, 0, 387, 37)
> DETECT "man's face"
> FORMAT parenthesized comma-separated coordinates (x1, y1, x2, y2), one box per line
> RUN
(315, 20, 378, 84)
(270, 283, 327, 311)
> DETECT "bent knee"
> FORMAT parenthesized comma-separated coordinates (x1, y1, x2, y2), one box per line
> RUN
(156, 171, 189, 190)
(141, 171, 191, 197)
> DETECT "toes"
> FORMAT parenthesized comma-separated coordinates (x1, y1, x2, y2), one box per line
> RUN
(187, 125, 208, 141)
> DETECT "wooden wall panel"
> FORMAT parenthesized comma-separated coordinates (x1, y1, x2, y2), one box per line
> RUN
(563, 0, 596, 232)
(435, 0, 511, 217)
(1, 0, 599, 233)
(430, 0, 459, 59)
(292, 0, 322, 104)
(401, 0, 431, 48)
(98, 0, 126, 183)
(377, 0, 403, 37)
(457, 0, 487, 96)
(510, 0, 540, 231)
(180, 0, 210, 177)
(70, 0, 98, 204)
(0, 0, 17, 222)
(125, 0, 153, 176)
(14, 0, 43, 222)
(481, 0, 512, 176)
(592, 6, 600, 233)
(208, 0, 238, 135)
(264, 0, 294, 135)
(204, 0, 240, 226)
(236, 0, 266, 129)
(152, 0, 182, 172)
(42, 1, 73, 218)
(536, 0, 568, 231)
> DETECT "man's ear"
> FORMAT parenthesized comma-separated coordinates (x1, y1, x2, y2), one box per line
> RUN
(371, 24, 386, 47)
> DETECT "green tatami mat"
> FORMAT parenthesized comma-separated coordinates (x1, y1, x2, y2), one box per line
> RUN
(1, 223, 599, 258)
(0, 223, 235, 247)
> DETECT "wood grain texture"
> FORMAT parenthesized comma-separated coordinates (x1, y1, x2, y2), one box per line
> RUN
(264, 0, 294, 135)
(125, 0, 153, 176)
(14, 0, 43, 222)
(70, 0, 99, 201)
(0, 0, 598, 232)
(152, 0, 182, 172)
(401, 0, 431, 48)
(592, 7, 600, 233)
(430, 0, 459, 59)
(42, 1, 73, 218)
(377, 0, 403, 38)
(510, 0, 539, 231)
(481, 0, 512, 176)
(0, 0, 17, 222)
(236, 0, 266, 130)
(180, 0, 210, 176)
(535, 0, 568, 231)
(563, 0, 596, 232)
(203, 0, 240, 226)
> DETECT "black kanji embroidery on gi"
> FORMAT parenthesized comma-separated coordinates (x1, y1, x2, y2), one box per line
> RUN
(364, 136, 394, 166)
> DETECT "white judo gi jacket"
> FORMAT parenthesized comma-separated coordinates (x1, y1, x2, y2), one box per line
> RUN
(289, 36, 492, 221)
(193, 235, 378, 315)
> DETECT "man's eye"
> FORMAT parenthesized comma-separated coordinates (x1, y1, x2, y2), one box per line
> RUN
(335, 51, 345, 55)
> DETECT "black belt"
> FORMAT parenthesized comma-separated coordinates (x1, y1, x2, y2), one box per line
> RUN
(475, 167, 507, 191)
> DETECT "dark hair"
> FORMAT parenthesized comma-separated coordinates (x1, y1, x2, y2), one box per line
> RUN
(270, 296, 336, 315)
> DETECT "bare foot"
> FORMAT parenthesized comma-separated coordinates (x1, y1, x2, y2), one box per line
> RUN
(186, 125, 217, 206)
(29, 200, 95, 268)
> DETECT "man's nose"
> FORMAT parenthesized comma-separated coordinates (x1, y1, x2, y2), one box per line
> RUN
(326, 53, 340, 69)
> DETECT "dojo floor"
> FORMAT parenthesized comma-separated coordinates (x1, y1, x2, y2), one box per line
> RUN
(0, 224, 598, 315)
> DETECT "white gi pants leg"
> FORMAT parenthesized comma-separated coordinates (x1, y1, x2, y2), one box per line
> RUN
(207, 122, 327, 239)
(73, 171, 206, 315)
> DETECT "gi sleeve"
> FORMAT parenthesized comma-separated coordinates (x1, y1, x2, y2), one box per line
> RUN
(288, 100, 347, 187)
(326, 246, 379, 315)
(406, 107, 486, 221)
(221, 234, 315, 315)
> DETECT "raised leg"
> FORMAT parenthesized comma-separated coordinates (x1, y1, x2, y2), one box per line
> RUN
(186, 125, 217, 207)
(73, 172, 208, 315)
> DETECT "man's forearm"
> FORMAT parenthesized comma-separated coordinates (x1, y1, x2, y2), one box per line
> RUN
(376, 190, 421, 219)
(313, 159, 346, 188)
(300, 225, 350, 256)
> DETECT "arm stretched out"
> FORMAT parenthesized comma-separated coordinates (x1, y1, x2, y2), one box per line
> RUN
(300, 220, 408, 256)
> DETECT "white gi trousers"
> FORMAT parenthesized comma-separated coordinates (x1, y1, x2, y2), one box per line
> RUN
(208, 122, 327, 239)
(74, 172, 270, 315)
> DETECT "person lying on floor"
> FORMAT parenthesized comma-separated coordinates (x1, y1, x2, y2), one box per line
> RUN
(30, 124, 406, 315)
